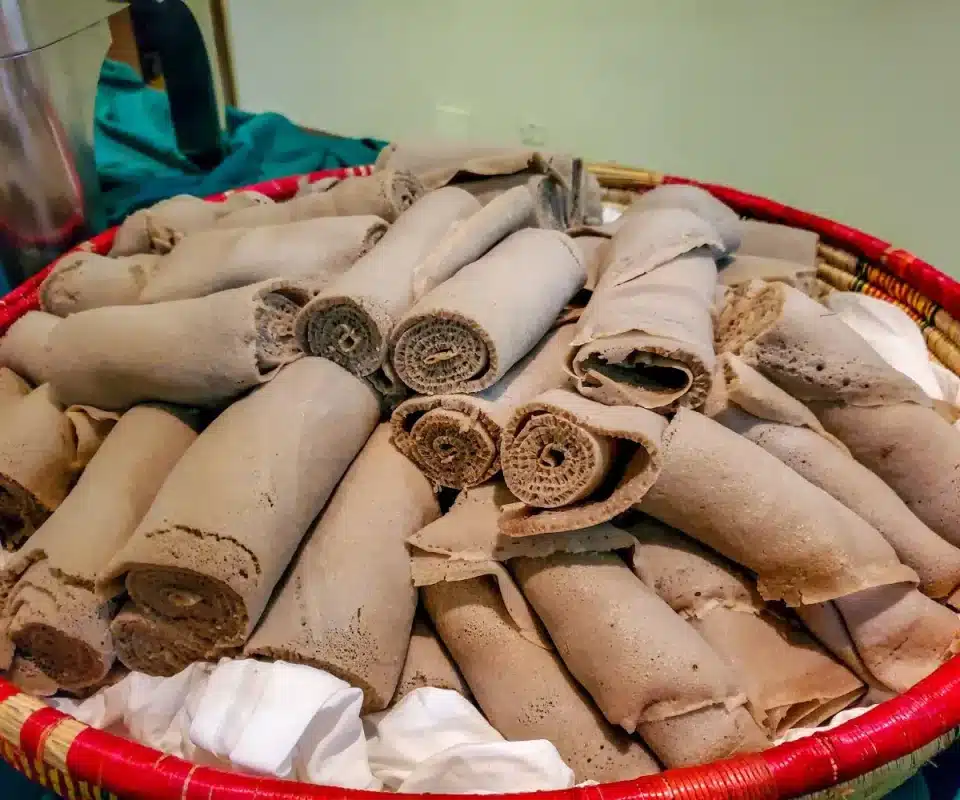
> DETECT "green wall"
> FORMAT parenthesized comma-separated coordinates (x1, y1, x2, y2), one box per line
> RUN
(225, 0, 959, 275)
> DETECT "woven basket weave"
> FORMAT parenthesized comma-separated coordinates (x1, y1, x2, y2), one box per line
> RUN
(0, 163, 958, 800)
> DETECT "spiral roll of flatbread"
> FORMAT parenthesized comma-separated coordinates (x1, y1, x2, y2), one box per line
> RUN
(568, 249, 718, 412)
(512, 551, 768, 767)
(2, 404, 199, 689)
(626, 516, 864, 737)
(111, 602, 229, 677)
(391, 229, 585, 395)
(638, 407, 917, 605)
(392, 617, 472, 703)
(111, 192, 271, 256)
(245, 426, 440, 712)
(423, 575, 660, 782)
(139, 215, 388, 304)
(716, 355, 960, 600)
(799, 584, 960, 694)
(295, 187, 480, 378)
(45, 279, 310, 410)
(0, 310, 59, 386)
(100, 359, 380, 658)
(499, 389, 667, 536)
(216, 171, 423, 229)
(456, 173, 570, 230)
(391, 326, 573, 489)
(627, 185, 743, 255)
(40, 252, 164, 316)
(0, 385, 115, 549)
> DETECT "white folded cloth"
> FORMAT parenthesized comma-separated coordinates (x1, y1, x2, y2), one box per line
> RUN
(366, 687, 574, 793)
(189, 659, 379, 789)
(826, 292, 943, 399)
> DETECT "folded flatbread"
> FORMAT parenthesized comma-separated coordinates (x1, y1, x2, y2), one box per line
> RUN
(245, 426, 440, 712)
(627, 185, 742, 255)
(0, 310, 59, 386)
(40, 252, 164, 315)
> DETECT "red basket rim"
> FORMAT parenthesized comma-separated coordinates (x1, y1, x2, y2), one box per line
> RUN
(1, 164, 958, 800)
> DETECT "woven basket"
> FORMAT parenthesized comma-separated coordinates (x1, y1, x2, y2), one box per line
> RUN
(1, 163, 958, 800)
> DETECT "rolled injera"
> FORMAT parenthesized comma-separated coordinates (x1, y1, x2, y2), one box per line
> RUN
(295, 187, 481, 377)
(799, 584, 960, 694)
(111, 601, 232, 677)
(716, 281, 928, 408)
(0, 385, 116, 549)
(110, 192, 271, 256)
(738, 220, 819, 266)
(817, 402, 960, 552)
(99, 358, 380, 653)
(392, 616, 472, 703)
(626, 516, 864, 737)
(627, 185, 743, 255)
(391, 326, 573, 490)
(40, 252, 164, 316)
(139, 215, 388, 304)
(638, 407, 918, 605)
(498, 389, 667, 536)
(1, 404, 199, 689)
(390, 229, 586, 395)
(45, 279, 310, 410)
(216, 170, 424, 228)
(410, 184, 540, 300)
(244, 425, 440, 712)
(0, 369, 30, 408)
(423, 575, 660, 782)
(716, 355, 960, 599)
(455, 173, 570, 230)
(568, 249, 718, 411)
(511, 552, 768, 767)
(0, 310, 59, 386)
(6, 655, 59, 697)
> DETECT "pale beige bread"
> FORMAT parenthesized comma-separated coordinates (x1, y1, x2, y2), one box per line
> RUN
(0, 369, 30, 408)
(499, 389, 667, 536)
(40, 252, 164, 315)
(719, 255, 817, 295)
(375, 143, 601, 226)
(408, 481, 636, 652)
(638, 407, 917, 605)
(570, 235, 611, 292)
(455, 173, 570, 230)
(423, 575, 660, 782)
(628, 185, 743, 254)
(803, 585, 960, 694)
(568, 250, 718, 411)
(716, 359, 960, 598)
(1, 404, 199, 689)
(216, 171, 424, 229)
(0, 311, 59, 386)
(244, 426, 440, 712)
(111, 602, 227, 677)
(110, 192, 271, 256)
(626, 517, 864, 736)
(139, 215, 389, 304)
(392, 617, 472, 703)
(512, 552, 768, 766)
(411, 184, 539, 300)
(817, 402, 960, 550)
(45, 279, 310, 410)
(99, 359, 380, 652)
(390, 326, 574, 489)
(0, 385, 116, 549)
(391, 230, 586, 395)
(739, 220, 819, 266)
(716, 281, 928, 407)
(295, 188, 481, 377)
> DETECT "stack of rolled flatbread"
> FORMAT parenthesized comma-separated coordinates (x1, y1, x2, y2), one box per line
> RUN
(0, 159, 957, 786)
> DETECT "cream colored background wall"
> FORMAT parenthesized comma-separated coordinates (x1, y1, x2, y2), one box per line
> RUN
(224, 0, 958, 274)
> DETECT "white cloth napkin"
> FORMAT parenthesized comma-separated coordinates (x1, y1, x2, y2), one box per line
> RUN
(189, 659, 379, 789)
(826, 292, 943, 399)
(366, 687, 574, 793)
